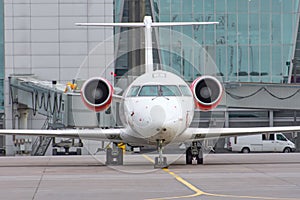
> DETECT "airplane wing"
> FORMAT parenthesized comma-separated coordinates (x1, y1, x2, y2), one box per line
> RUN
(113, 94, 124, 103)
(176, 126, 300, 142)
(0, 128, 125, 143)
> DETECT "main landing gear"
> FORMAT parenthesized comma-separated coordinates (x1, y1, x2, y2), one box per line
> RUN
(186, 141, 203, 165)
(106, 143, 123, 165)
(154, 139, 168, 168)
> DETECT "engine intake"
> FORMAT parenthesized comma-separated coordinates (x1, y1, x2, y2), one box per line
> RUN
(81, 77, 113, 112)
(191, 76, 223, 111)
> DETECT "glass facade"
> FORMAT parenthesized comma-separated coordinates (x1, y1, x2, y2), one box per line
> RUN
(153, 0, 300, 83)
(0, 1, 3, 110)
(115, 0, 300, 83)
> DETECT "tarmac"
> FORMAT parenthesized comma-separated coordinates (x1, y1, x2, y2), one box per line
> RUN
(0, 153, 300, 200)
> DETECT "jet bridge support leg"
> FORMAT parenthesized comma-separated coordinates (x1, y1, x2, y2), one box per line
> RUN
(186, 141, 203, 165)
(106, 143, 123, 165)
(18, 108, 29, 129)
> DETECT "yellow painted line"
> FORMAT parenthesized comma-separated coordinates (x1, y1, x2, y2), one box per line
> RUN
(143, 154, 299, 200)
(143, 154, 155, 164)
(162, 168, 205, 195)
(143, 155, 204, 200)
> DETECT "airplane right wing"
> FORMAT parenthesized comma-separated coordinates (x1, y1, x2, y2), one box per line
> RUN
(176, 126, 300, 142)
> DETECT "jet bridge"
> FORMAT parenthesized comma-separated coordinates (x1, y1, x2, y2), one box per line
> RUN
(8, 74, 114, 156)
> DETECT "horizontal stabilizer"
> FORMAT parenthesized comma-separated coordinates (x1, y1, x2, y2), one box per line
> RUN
(75, 21, 219, 27)
(152, 22, 219, 27)
(75, 22, 145, 27)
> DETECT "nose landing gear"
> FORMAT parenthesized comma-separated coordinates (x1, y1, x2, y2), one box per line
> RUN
(186, 141, 203, 165)
(154, 139, 168, 168)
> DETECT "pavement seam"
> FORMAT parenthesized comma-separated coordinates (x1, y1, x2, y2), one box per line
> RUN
(31, 157, 51, 200)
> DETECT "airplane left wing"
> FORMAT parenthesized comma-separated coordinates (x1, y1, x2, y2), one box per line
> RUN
(175, 126, 300, 142)
(113, 94, 125, 103)
(0, 128, 125, 143)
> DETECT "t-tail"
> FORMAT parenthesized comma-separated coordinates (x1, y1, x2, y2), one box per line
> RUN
(76, 16, 219, 73)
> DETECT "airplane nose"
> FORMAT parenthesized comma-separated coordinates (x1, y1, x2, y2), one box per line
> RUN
(150, 105, 166, 131)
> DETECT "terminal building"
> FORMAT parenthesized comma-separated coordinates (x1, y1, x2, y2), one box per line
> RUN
(2, 0, 300, 155)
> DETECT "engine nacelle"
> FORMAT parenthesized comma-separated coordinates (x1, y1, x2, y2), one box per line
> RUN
(81, 77, 113, 112)
(190, 76, 223, 111)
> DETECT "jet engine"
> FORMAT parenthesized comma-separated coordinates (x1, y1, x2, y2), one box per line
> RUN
(190, 76, 223, 111)
(81, 77, 113, 112)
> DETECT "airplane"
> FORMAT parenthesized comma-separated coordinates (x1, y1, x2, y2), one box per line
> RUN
(1, 16, 300, 168)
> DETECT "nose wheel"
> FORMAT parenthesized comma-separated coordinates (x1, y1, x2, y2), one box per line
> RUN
(154, 139, 168, 168)
(186, 141, 203, 165)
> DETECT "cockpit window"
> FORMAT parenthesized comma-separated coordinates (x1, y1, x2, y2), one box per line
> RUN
(138, 85, 183, 97)
(179, 85, 192, 96)
(127, 86, 140, 97)
(139, 85, 159, 96)
(160, 85, 181, 96)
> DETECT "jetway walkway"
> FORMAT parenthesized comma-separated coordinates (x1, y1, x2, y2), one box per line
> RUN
(225, 82, 300, 110)
(8, 74, 113, 156)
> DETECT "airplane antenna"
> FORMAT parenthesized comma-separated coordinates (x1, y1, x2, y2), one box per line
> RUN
(76, 16, 218, 73)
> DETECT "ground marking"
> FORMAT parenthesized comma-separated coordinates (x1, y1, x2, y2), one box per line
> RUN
(143, 154, 299, 200)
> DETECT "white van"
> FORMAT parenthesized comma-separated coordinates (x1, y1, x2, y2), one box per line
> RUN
(227, 133, 296, 153)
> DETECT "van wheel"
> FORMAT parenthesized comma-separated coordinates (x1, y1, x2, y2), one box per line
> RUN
(241, 147, 250, 153)
(283, 147, 291, 153)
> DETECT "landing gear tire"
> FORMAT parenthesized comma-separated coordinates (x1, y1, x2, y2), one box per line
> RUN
(76, 148, 82, 155)
(154, 156, 167, 168)
(186, 142, 203, 165)
(106, 146, 123, 166)
(186, 147, 193, 165)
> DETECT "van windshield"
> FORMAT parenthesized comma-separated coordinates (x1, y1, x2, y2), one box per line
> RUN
(277, 134, 287, 141)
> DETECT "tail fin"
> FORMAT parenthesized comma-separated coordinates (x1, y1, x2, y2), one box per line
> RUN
(76, 16, 218, 73)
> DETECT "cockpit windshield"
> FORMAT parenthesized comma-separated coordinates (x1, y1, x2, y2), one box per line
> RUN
(138, 85, 181, 97)
(138, 85, 159, 96)
(160, 85, 181, 96)
(127, 84, 192, 97)
(127, 86, 140, 97)
(179, 85, 192, 96)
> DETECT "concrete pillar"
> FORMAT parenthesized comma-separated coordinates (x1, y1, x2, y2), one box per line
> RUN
(269, 110, 274, 127)
(225, 110, 229, 128)
(18, 108, 29, 129)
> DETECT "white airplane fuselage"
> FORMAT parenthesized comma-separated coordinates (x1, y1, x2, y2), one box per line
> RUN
(121, 70, 195, 145)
